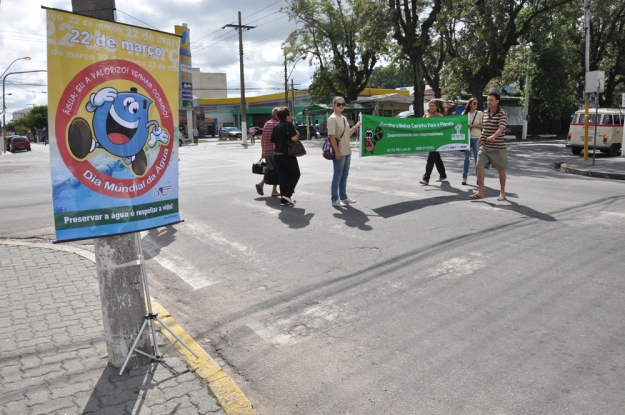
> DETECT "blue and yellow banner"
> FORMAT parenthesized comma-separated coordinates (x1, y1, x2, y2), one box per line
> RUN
(46, 8, 181, 242)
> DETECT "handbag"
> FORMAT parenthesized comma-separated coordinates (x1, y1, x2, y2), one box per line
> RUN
(322, 117, 347, 160)
(288, 140, 306, 157)
(264, 169, 280, 185)
(252, 158, 265, 174)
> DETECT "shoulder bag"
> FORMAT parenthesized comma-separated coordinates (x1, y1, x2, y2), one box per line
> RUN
(288, 140, 306, 157)
(322, 117, 347, 160)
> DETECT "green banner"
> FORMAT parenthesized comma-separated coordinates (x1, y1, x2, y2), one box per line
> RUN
(360, 114, 469, 157)
(54, 200, 179, 230)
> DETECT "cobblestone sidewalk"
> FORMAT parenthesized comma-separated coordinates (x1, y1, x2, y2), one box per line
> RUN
(0, 244, 224, 415)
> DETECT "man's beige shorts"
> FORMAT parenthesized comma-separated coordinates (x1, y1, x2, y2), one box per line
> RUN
(477, 147, 508, 170)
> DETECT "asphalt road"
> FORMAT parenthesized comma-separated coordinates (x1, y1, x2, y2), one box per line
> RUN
(2, 140, 624, 414)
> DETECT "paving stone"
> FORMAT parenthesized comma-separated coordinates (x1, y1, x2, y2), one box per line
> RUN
(1, 245, 224, 415)
(27, 396, 75, 415)
(0, 397, 30, 415)
(161, 382, 201, 400)
(70, 389, 95, 411)
(61, 358, 86, 373)
(0, 362, 24, 383)
(189, 389, 223, 414)
(50, 380, 93, 400)
(146, 398, 195, 414)
(24, 386, 51, 406)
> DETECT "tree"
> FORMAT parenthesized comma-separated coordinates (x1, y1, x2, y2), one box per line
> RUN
(284, 0, 391, 103)
(528, 41, 577, 123)
(9, 105, 48, 138)
(367, 63, 413, 89)
(445, 0, 577, 107)
(584, 0, 625, 107)
(388, 0, 443, 117)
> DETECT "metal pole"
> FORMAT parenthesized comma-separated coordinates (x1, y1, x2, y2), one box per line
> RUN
(593, 79, 599, 165)
(3, 71, 46, 153)
(284, 51, 289, 106)
(238, 11, 247, 145)
(291, 79, 295, 119)
(522, 47, 530, 140)
(583, 0, 590, 159)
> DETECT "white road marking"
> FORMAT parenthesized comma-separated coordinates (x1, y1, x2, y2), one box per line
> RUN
(141, 232, 218, 290)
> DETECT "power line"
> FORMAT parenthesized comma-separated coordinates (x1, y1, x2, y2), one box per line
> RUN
(191, 1, 282, 49)
(241, 0, 282, 21)
(116, 9, 159, 30)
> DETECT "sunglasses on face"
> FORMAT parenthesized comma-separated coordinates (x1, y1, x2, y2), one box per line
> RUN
(471, 102, 478, 105)
(335, 102, 346, 107)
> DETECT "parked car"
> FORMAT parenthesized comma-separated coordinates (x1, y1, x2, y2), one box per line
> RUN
(566, 108, 624, 156)
(9, 136, 31, 152)
(295, 124, 318, 140)
(218, 127, 242, 140)
(4, 135, 18, 151)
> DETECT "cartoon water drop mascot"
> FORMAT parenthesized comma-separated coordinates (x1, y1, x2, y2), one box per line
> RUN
(364, 126, 384, 154)
(67, 87, 169, 176)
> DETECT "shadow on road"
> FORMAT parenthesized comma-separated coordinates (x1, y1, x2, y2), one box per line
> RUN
(141, 225, 179, 258)
(262, 197, 315, 229)
(332, 205, 374, 231)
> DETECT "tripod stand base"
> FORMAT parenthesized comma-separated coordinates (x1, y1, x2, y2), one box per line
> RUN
(119, 312, 199, 375)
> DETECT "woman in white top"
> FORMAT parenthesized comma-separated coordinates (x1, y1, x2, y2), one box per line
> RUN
(462, 98, 483, 185)
(328, 96, 361, 207)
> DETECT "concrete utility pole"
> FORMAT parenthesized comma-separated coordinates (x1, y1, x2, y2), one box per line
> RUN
(291, 78, 295, 118)
(583, 0, 590, 160)
(284, 52, 289, 107)
(225, 13, 255, 146)
(71, 0, 151, 371)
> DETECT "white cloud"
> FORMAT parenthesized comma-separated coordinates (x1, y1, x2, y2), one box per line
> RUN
(0, 0, 312, 119)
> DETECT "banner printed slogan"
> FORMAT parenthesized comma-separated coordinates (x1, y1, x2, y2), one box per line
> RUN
(361, 114, 469, 157)
(46, 8, 181, 242)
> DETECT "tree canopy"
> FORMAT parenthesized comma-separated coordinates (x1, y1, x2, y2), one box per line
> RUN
(284, 0, 391, 103)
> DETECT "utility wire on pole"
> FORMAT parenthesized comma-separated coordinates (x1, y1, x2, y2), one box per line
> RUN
(225, 13, 255, 146)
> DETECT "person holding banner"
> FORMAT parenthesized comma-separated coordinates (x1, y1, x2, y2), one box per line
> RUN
(470, 92, 508, 201)
(419, 100, 447, 185)
(462, 98, 483, 185)
(271, 107, 300, 207)
(328, 96, 361, 207)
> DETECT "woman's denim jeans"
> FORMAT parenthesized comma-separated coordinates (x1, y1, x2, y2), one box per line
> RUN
(463, 138, 479, 179)
(331, 154, 351, 202)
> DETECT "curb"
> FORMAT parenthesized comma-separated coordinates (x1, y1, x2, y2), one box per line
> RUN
(555, 163, 625, 180)
(0, 239, 257, 415)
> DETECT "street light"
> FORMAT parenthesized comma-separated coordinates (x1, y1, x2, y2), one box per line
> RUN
(0, 57, 30, 80)
(3, 69, 46, 154)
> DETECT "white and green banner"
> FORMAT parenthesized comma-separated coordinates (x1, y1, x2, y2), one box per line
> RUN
(360, 114, 469, 157)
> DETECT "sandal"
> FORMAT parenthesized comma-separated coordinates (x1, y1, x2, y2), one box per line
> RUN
(271, 193, 281, 197)
(497, 196, 507, 201)
(255, 184, 264, 196)
(469, 194, 483, 199)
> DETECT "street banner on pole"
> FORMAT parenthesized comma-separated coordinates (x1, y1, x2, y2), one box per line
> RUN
(45, 8, 181, 242)
(360, 114, 469, 157)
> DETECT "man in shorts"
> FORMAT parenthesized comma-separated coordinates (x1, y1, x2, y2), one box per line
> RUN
(470, 92, 508, 201)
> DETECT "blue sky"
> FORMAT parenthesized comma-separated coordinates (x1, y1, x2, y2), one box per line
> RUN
(0, 0, 313, 119)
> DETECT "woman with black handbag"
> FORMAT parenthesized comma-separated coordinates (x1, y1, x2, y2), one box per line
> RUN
(255, 107, 280, 197)
(271, 107, 301, 207)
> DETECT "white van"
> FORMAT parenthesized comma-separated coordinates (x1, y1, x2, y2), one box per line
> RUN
(566, 108, 624, 156)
